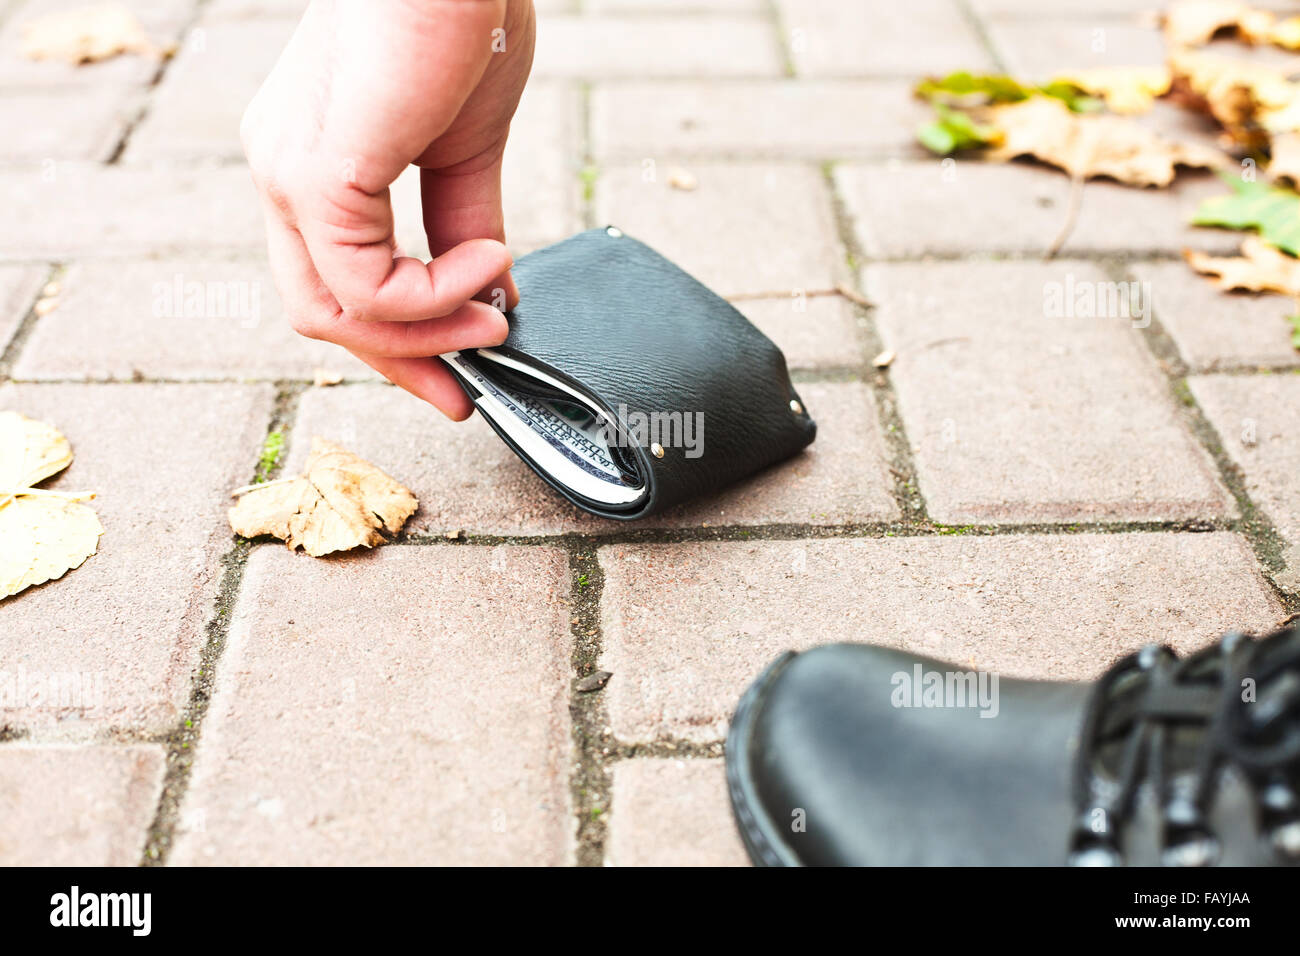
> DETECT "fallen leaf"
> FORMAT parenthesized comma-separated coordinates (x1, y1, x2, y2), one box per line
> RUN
(20, 3, 172, 64)
(1271, 16, 1300, 50)
(0, 496, 104, 599)
(1050, 66, 1171, 115)
(667, 167, 698, 191)
(917, 102, 1002, 155)
(1185, 235, 1300, 294)
(0, 411, 72, 503)
(1191, 175, 1300, 254)
(1168, 50, 1300, 148)
(1269, 131, 1300, 184)
(0, 411, 102, 599)
(228, 438, 417, 557)
(916, 71, 1100, 112)
(983, 96, 1226, 187)
(1163, 0, 1274, 47)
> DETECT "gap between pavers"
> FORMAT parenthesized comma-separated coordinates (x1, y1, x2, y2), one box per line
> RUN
(590, 79, 933, 161)
(530, 13, 785, 79)
(0, 744, 164, 865)
(606, 758, 748, 867)
(168, 545, 574, 866)
(598, 533, 1284, 744)
(594, 162, 846, 298)
(12, 258, 376, 382)
(866, 260, 1237, 524)
(0, 163, 264, 261)
(0, 382, 275, 736)
(284, 379, 897, 536)
(1190, 373, 1300, 588)
(774, 0, 994, 77)
(834, 162, 1243, 259)
(0, 263, 49, 356)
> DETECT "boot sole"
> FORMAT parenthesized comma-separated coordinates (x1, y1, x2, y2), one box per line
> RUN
(725, 651, 803, 867)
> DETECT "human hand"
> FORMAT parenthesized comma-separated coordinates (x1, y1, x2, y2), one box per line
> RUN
(241, 0, 536, 419)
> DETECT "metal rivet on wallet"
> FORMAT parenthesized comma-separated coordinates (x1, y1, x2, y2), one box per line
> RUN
(606, 226, 623, 238)
(651, 442, 665, 458)
(789, 399, 804, 415)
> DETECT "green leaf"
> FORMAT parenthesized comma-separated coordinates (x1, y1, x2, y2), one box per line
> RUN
(917, 121, 956, 155)
(1289, 314, 1300, 350)
(915, 72, 1101, 113)
(915, 104, 1000, 156)
(1192, 176, 1300, 257)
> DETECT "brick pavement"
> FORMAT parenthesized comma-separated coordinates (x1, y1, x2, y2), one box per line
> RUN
(0, 0, 1296, 867)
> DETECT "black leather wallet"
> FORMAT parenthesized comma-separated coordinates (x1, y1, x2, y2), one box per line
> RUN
(441, 227, 817, 520)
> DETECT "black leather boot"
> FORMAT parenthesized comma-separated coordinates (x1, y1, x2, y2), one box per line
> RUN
(725, 625, 1300, 866)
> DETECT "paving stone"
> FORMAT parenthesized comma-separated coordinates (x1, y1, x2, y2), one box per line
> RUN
(531, 14, 783, 78)
(775, 0, 994, 77)
(12, 258, 376, 381)
(0, 0, 194, 90)
(288, 380, 895, 535)
(607, 759, 748, 866)
(598, 533, 1282, 742)
(971, 0, 1169, 15)
(0, 263, 47, 353)
(0, 163, 263, 260)
(1135, 261, 1300, 372)
(987, 18, 1166, 81)
(0, 745, 163, 865)
(203, 0, 307, 18)
(124, 19, 298, 161)
(0, 87, 137, 162)
(0, 383, 274, 734)
(835, 161, 1242, 259)
(867, 261, 1233, 523)
(1190, 374, 1300, 582)
(733, 293, 867, 370)
(595, 162, 845, 296)
(169, 545, 573, 865)
(501, 82, 584, 251)
(591, 80, 931, 161)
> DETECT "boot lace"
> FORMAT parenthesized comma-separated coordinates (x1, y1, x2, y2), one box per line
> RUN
(1068, 624, 1300, 866)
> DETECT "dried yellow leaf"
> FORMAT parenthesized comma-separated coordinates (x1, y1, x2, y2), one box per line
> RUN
(0, 496, 103, 598)
(984, 96, 1226, 187)
(1269, 131, 1300, 184)
(668, 167, 698, 191)
(1052, 66, 1171, 115)
(0, 411, 102, 599)
(1185, 236, 1300, 295)
(1169, 50, 1300, 144)
(0, 411, 72, 500)
(228, 438, 418, 557)
(1164, 0, 1285, 48)
(20, 2, 171, 64)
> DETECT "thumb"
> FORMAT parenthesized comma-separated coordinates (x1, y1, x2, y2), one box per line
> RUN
(420, 155, 519, 310)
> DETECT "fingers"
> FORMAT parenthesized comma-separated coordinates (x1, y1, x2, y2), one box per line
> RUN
(352, 353, 477, 421)
(297, 178, 514, 321)
(263, 207, 509, 356)
(331, 301, 508, 357)
(421, 158, 520, 311)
